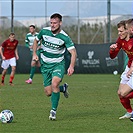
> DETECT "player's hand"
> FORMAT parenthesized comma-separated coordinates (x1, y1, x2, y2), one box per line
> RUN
(2, 56, 5, 60)
(16, 55, 19, 60)
(67, 66, 74, 76)
(32, 54, 39, 62)
(110, 44, 117, 51)
(126, 67, 133, 78)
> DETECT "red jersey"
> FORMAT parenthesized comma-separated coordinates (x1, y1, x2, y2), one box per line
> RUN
(109, 37, 133, 67)
(1, 39, 18, 59)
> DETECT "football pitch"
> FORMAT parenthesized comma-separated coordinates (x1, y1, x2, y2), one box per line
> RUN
(0, 74, 133, 133)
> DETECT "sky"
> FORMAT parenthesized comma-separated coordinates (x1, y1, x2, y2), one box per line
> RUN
(0, 0, 133, 20)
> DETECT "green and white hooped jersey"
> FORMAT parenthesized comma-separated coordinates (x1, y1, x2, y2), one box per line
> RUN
(36, 27, 75, 64)
(25, 32, 39, 51)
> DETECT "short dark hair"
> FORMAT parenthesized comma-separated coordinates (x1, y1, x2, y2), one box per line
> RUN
(50, 13, 62, 21)
(125, 18, 133, 26)
(9, 32, 15, 36)
(29, 24, 35, 29)
(117, 20, 126, 29)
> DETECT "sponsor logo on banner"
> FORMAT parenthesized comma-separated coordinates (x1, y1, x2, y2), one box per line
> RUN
(82, 51, 100, 68)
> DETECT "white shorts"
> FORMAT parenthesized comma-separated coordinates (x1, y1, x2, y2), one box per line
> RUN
(1, 57, 16, 69)
(120, 66, 133, 89)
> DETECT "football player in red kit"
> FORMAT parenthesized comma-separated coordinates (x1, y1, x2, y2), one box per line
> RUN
(0, 33, 19, 86)
(109, 20, 133, 119)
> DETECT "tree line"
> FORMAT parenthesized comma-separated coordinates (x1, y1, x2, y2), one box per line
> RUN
(0, 23, 118, 45)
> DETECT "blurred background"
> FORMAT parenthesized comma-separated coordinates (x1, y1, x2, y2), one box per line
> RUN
(0, 0, 132, 73)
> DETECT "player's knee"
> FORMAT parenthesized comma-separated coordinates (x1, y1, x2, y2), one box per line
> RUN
(11, 67, 16, 72)
(118, 91, 127, 98)
(2, 69, 7, 74)
(117, 89, 126, 98)
(31, 61, 36, 66)
(44, 89, 52, 97)
(120, 92, 127, 98)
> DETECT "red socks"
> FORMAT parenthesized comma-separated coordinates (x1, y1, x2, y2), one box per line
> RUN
(119, 91, 133, 113)
(9, 76, 14, 83)
(1, 76, 5, 83)
(125, 91, 133, 99)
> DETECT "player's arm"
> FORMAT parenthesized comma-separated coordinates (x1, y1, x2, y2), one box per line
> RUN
(0, 46, 4, 59)
(109, 43, 120, 59)
(0, 43, 5, 60)
(32, 38, 39, 61)
(110, 43, 117, 51)
(25, 35, 30, 48)
(67, 48, 77, 76)
(109, 37, 122, 59)
(15, 47, 19, 60)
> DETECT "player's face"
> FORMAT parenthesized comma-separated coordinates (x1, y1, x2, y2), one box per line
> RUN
(126, 24, 133, 37)
(118, 26, 128, 39)
(9, 35, 15, 42)
(50, 18, 62, 34)
(29, 27, 35, 34)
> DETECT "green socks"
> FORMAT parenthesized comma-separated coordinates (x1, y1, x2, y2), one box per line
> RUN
(29, 67, 36, 79)
(59, 85, 64, 92)
(51, 85, 64, 111)
(51, 92, 60, 111)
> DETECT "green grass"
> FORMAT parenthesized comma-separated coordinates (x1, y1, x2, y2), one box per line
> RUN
(0, 74, 133, 133)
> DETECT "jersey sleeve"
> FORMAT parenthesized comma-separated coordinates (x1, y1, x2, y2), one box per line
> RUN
(65, 36, 75, 51)
(109, 37, 121, 59)
(36, 29, 43, 41)
(1, 40, 7, 48)
(25, 34, 29, 47)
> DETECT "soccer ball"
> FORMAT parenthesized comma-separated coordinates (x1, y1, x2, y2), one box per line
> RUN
(0, 110, 14, 123)
(113, 70, 118, 75)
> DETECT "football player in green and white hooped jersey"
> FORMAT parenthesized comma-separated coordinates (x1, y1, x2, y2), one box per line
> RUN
(25, 24, 41, 84)
(32, 13, 77, 120)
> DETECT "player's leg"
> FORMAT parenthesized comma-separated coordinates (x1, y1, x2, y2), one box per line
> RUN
(42, 68, 57, 120)
(1, 60, 9, 85)
(25, 60, 36, 84)
(119, 84, 132, 97)
(9, 57, 16, 85)
(30, 60, 36, 80)
(48, 77, 68, 120)
(26, 51, 37, 84)
(1, 69, 7, 85)
(49, 76, 61, 120)
(118, 83, 133, 119)
(49, 63, 65, 120)
(42, 68, 52, 96)
(44, 86, 52, 96)
(36, 60, 41, 75)
(54, 62, 69, 98)
(59, 83, 69, 98)
(36, 60, 41, 68)
(118, 66, 133, 119)
(44, 77, 69, 98)
(42, 69, 60, 115)
(9, 66, 16, 85)
(30, 50, 41, 80)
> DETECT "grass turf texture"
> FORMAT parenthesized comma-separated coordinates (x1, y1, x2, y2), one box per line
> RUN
(0, 74, 133, 133)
